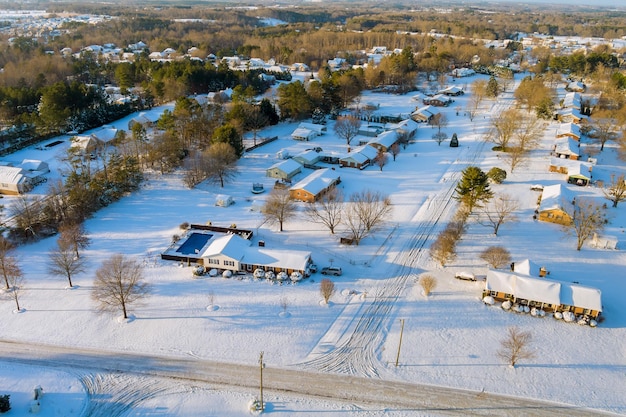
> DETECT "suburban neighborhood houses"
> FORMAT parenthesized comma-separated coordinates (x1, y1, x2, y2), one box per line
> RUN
(1, 4, 626, 417)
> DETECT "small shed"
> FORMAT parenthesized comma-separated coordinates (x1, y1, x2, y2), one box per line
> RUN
(215, 194, 234, 207)
(589, 233, 618, 250)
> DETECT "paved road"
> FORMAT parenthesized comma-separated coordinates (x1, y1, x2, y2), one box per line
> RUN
(0, 340, 616, 417)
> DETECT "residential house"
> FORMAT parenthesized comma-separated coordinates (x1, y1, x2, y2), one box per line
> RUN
(556, 107, 588, 124)
(70, 135, 100, 154)
(127, 113, 154, 131)
(291, 127, 317, 142)
(411, 105, 441, 123)
(368, 130, 398, 152)
(562, 92, 582, 111)
(298, 122, 326, 136)
(537, 184, 575, 225)
(437, 85, 464, 96)
(266, 159, 302, 181)
(0, 160, 49, 195)
(423, 94, 453, 107)
(387, 118, 419, 140)
(200, 233, 313, 277)
(566, 162, 593, 186)
(556, 122, 581, 141)
(292, 149, 322, 167)
(483, 270, 602, 320)
(339, 144, 378, 169)
(566, 81, 586, 92)
(90, 125, 118, 146)
(451, 67, 475, 77)
(553, 137, 580, 160)
(289, 168, 341, 203)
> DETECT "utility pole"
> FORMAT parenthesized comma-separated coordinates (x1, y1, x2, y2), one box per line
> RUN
(395, 319, 405, 367)
(259, 351, 265, 411)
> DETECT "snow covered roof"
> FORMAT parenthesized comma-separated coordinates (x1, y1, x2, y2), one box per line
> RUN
(515, 275, 561, 305)
(0, 165, 26, 185)
(356, 144, 378, 160)
(540, 184, 575, 211)
(513, 259, 542, 277)
(291, 128, 316, 140)
(90, 126, 118, 143)
(556, 122, 581, 139)
(560, 283, 602, 312)
(562, 92, 582, 109)
(486, 270, 601, 311)
(268, 158, 302, 175)
(298, 122, 325, 134)
(201, 234, 251, 260)
(242, 248, 311, 271)
(554, 137, 579, 157)
(289, 168, 340, 196)
(292, 149, 321, 164)
(368, 130, 397, 148)
(19, 159, 49, 172)
(386, 118, 419, 135)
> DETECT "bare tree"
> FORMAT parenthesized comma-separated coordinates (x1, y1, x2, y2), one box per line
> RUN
(279, 295, 289, 314)
(0, 237, 19, 290)
(428, 113, 448, 136)
(320, 278, 335, 304)
(58, 222, 90, 259)
(262, 189, 296, 232)
(374, 150, 388, 171)
(49, 238, 86, 288)
(305, 189, 343, 234)
(515, 114, 545, 151)
(489, 109, 520, 152)
(349, 190, 392, 233)
(205, 142, 239, 188)
(480, 246, 511, 269)
(429, 230, 457, 267)
(5, 267, 24, 312)
(433, 131, 449, 146)
(562, 198, 607, 251)
(477, 194, 519, 235)
(334, 115, 361, 151)
(182, 150, 210, 188)
(419, 275, 437, 296)
(467, 79, 487, 121)
(589, 116, 619, 151)
(390, 143, 400, 161)
(91, 254, 150, 319)
(602, 174, 626, 207)
(497, 327, 535, 367)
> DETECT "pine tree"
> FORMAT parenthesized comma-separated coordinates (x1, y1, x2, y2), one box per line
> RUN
(486, 76, 499, 98)
(454, 166, 493, 212)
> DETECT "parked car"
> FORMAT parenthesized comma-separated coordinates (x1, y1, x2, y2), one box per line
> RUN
(454, 271, 476, 281)
(321, 266, 342, 276)
(308, 263, 318, 273)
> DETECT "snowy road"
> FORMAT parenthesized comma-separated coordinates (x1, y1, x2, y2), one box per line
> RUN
(0, 341, 615, 417)
(300, 98, 500, 378)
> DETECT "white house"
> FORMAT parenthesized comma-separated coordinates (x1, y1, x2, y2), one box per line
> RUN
(201, 234, 312, 276)
(291, 128, 317, 142)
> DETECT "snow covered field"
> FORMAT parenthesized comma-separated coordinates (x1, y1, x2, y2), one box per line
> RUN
(1, 73, 625, 416)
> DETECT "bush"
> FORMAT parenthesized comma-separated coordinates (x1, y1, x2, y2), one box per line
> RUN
(487, 167, 507, 184)
(179, 222, 190, 230)
(0, 395, 10, 413)
(419, 275, 437, 296)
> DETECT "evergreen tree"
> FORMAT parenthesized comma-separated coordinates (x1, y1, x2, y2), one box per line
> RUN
(486, 76, 499, 98)
(454, 166, 493, 212)
(212, 124, 243, 157)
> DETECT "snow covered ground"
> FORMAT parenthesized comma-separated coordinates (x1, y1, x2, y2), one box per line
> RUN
(1, 72, 625, 416)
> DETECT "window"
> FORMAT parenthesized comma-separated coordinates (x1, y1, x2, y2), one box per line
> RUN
(207, 258, 219, 265)
(223, 260, 235, 267)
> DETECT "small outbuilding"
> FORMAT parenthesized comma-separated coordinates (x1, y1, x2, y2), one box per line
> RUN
(215, 194, 234, 207)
